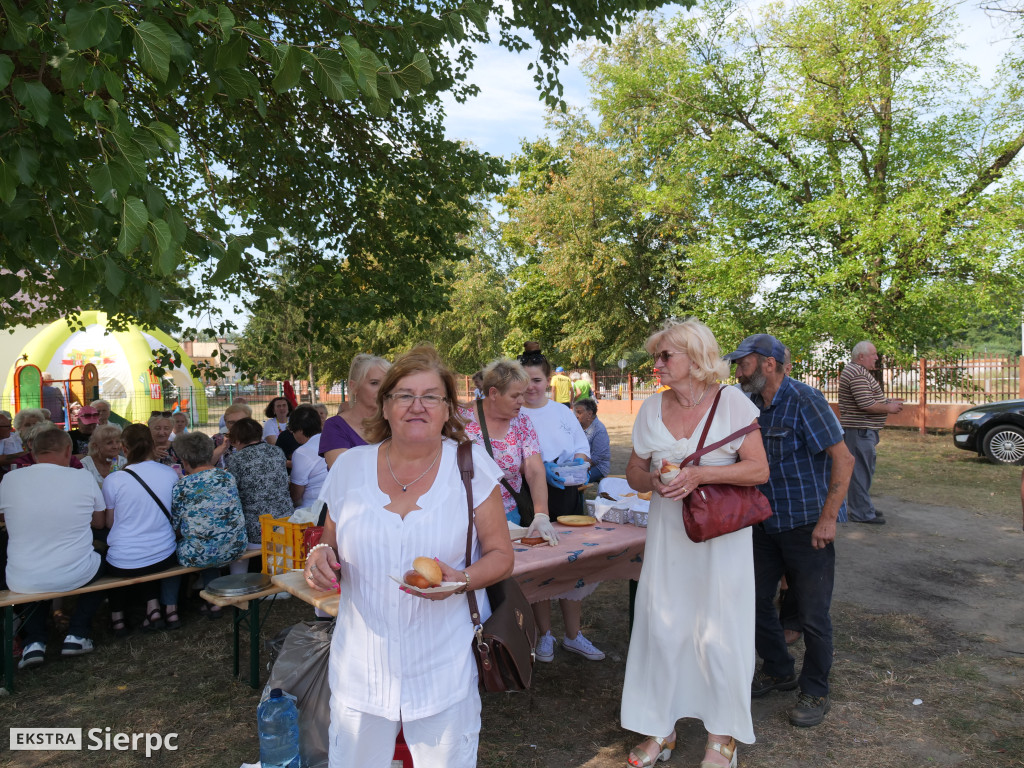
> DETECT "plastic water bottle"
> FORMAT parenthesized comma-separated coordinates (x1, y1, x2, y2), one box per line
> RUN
(257, 688, 300, 768)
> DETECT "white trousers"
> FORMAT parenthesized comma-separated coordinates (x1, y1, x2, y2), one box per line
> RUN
(328, 690, 481, 768)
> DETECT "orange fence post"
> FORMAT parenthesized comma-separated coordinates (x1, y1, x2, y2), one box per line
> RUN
(918, 358, 927, 435)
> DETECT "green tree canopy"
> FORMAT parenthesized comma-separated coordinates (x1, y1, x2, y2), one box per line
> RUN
(0, 0, 671, 334)
(585, 0, 1024, 355)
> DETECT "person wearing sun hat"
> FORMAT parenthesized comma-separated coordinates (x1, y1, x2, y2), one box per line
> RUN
(724, 333, 854, 728)
(69, 406, 100, 457)
(550, 366, 574, 407)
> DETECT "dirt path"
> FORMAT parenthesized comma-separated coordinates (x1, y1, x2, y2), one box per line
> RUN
(837, 495, 1024, 657)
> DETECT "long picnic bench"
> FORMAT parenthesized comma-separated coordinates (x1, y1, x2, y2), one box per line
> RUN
(1, 549, 263, 694)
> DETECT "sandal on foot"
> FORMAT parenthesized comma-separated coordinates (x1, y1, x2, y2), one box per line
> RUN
(700, 737, 737, 768)
(164, 610, 181, 631)
(111, 614, 130, 639)
(207, 606, 224, 621)
(627, 733, 675, 767)
(142, 608, 165, 632)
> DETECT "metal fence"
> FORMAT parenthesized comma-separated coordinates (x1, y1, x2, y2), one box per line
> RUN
(585, 354, 1024, 410)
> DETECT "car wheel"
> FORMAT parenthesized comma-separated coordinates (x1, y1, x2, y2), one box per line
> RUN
(982, 425, 1024, 465)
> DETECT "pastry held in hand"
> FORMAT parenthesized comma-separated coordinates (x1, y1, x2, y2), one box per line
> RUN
(659, 461, 681, 482)
(403, 556, 443, 589)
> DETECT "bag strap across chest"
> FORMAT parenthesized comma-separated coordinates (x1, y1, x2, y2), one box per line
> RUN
(681, 388, 760, 468)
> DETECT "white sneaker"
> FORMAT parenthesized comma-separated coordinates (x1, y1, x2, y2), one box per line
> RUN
(61, 635, 94, 656)
(18, 642, 46, 669)
(562, 632, 605, 661)
(536, 632, 555, 662)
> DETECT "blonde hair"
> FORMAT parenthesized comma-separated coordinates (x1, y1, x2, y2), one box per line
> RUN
(481, 358, 528, 397)
(349, 354, 391, 401)
(364, 345, 467, 444)
(223, 402, 253, 419)
(88, 424, 123, 458)
(645, 318, 729, 384)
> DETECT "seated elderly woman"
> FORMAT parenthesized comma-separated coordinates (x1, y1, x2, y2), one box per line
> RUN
(168, 411, 189, 442)
(0, 428, 108, 667)
(170, 432, 247, 616)
(147, 412, 179, 468)
(103, 424, 181, 634)
(573, 398, 611, 485)
(11, 423, 85, 470)
(225, 417, 292, 573)
(213, 402, 252, 467)
(68, 405, 100, 456)
(81, 424, 126, 487)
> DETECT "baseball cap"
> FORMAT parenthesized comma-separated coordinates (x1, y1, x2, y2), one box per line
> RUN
(723, 334, 786, 365)
(78, 406, 100, 424)
(555, 366, 565, 373)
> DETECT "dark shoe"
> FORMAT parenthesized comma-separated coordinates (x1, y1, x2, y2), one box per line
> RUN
(751, 668, 798, 698)
(111, 613, 130, 638)
(164, 610, 181, 630)
(852, 516, 886, 525)
(789, 692, 831, 727)
(142, 608, 165, 632)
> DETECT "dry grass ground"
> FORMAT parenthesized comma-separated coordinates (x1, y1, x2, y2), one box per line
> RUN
(2, 418, 1022, 768)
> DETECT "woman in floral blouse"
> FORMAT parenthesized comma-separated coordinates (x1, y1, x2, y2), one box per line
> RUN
(225, 417, 293, 546)
(458, 358, 550, 528)
(170, 432, 247, 593)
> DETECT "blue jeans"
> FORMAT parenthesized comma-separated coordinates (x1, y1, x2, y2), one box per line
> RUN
(753, 523, 836, 697)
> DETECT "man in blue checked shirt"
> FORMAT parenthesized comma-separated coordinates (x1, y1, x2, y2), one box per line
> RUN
(725, 334, 854, 728)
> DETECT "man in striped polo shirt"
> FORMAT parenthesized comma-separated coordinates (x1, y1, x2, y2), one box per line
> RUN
(726, 334, 855, 728)
(838, 341, 903, 525)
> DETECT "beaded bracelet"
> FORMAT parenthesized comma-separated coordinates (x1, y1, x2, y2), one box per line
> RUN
(308, 543, 334, 557)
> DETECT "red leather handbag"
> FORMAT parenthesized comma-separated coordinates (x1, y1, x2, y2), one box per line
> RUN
(679, 388, 773, 543)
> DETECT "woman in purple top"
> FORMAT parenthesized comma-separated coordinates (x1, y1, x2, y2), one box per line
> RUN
(319, 354, 391, 469)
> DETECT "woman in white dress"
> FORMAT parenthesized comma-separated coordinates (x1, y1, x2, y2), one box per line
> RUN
(303, 345, 514, 768)
(622, 319, 769, 768)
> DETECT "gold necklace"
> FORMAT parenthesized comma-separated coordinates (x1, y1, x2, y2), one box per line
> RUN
(677, 379, 710, 409)
(385, 440, 443, 492)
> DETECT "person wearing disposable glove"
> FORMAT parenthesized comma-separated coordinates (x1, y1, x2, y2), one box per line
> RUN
(458, 358, 554, 540)
(518, 344, 602, 663)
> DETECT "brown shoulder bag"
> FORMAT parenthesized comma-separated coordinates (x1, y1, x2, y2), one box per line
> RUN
(679, 388, 774, 542)
(457, 441, 537, 692)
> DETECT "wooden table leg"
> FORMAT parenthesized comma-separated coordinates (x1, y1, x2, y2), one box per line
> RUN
(3, 606, 14, 694)
(248, 598, 260, 690)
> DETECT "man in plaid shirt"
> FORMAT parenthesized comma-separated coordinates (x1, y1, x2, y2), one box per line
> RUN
(726, 334, 854, 728)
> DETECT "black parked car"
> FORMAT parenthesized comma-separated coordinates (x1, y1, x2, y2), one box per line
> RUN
(953, 399, 1024, 464)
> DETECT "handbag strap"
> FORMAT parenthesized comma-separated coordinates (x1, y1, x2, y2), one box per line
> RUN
(680, 388, 761, 467)
(475, 400, 522, 502)
(122, 467, 174, 527)
(457, 442, 485, 627)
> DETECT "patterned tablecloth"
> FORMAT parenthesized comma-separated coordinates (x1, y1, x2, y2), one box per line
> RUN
(271, 521, 648, 613)
(512, 521, 647, 602)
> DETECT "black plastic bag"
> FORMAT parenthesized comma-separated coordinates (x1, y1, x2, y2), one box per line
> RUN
(263, 620, 333, 768)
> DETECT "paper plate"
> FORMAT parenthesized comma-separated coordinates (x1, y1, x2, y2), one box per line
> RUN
(557, 515, 597, 527)
(388, 575, 463, 595)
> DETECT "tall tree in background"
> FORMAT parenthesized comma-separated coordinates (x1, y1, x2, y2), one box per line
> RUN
(0, 0, 674, 333)
(502, 116, 675, 368)
(589, 0, 1024, 355)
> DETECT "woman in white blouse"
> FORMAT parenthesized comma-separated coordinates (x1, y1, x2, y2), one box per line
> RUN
(80, 424, 125, 486)
(304, 346, 513, 768)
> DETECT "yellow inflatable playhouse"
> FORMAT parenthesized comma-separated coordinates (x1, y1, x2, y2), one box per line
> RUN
(0, 311, 207, 424)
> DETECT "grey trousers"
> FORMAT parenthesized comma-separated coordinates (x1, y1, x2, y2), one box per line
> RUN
(844, 428, 880, 521)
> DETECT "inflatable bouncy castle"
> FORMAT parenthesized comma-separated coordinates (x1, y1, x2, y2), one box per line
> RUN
(0, 311, 207, 424)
